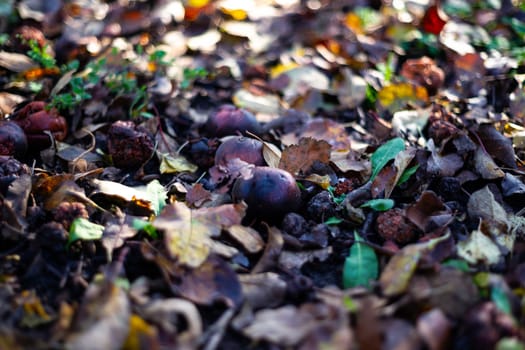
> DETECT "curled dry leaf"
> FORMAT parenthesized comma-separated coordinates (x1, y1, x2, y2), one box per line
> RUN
(252, 225, 284, 274)
(476, 124, 517, 169)
(405, 191, 450, 233)
(142, 298, 202, 348)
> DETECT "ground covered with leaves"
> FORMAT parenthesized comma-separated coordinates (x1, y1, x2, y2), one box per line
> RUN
(1, 0, 525, 349)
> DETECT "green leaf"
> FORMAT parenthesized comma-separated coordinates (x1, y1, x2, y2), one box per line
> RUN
(324, 216, 343, 225)
(145, 180, 167, 216)
(397, 164, 419, 185)
(370, 137, 405, 181)
(343, 231, 378, 289)
(496, 338, 525, 350)
(360, 198, 394, 211)
(132, 218, 158, 239)
(67, 218, 104, 248)
(442, 259, 471, 272)
(491, 286, 512, 315)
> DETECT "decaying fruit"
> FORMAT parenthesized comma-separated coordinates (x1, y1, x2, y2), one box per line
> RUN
(232, 166, 301, 219)
(206, 104, 262, 137)
(214, 136, 265, 167)
(12, 101, 67, 149)
(0, 121, 28, 157)
(107, 120, 154, 169)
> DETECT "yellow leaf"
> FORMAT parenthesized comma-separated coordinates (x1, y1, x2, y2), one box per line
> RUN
(270, 62, 300, 78)
(377, 83, 428, 113)
(153, 202, 246, 268)
(159, 153, 198, 174)
(122, 314, 158, 350)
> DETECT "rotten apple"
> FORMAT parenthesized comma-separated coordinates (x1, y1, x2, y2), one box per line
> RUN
(232, 166, 301, 219)
(214, 136, 265, 167)
(12, 101, 67, 149)
(206, 104, 262, 137)
(0, 121, 28, 158)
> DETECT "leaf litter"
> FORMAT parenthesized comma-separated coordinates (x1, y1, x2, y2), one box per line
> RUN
(1, 0, 525, 349)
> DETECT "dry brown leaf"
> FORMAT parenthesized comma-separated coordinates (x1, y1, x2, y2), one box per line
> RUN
(279, 137, 331, 176)
(185, 183, 212, 208)
(225, 224, 264, 254)
(241, 304, 319, 346)
(252, 224, 283, 274)
(174, 255, 243, 307)
(239, 273, 287, 309)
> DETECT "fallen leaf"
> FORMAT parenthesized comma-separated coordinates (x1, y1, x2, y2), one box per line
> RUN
(279, 137, 331, 176)
(457, 226, 502, 266)
(185, 183, 212, 208)
(0, 51, 38, 72)
(65, 279, 130, 350)
(241, 304, 320, 346)
(252, 225, 283, 274)
(467, 186, 509, 237)
(154, 202, 246, 268)
(377, 83, 428, 113)
(473, 147, 505, 180)
(370, 137, 405, 182)
(158, 153, 198, 174)
(174, 255, 243, 307)
(406, 191, 449, 233)
(282, 118, 351, 151)
(477, 124, 517, 169)
(67, 217, 105, 248)
(262, 140, 282, 169)
(142, 298, 201, 348)
(380, 233, 450, 296)
(225, 224, 264, 254)
(278, 247, 332, 271)
(342, 231, 378, 289)
(122, 314, 159, 350)
(239, 272, 287, 309)
(154, 202, 213, 268)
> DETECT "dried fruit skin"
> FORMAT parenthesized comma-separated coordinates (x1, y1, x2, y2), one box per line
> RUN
(214, 136, 265, 167)
(0, 121, 28, 158)
(107, 120, 154, 169)
(12, 101, 67, 148)
(206, 104, 262, 137)
(53, 202, 89, 230)
(376, 208, 419, 244)
(232, 167, 301, 219)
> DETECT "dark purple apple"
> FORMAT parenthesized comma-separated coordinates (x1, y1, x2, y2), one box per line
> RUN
(215, 136, 265, 167)
(206, 105, 262, 137)
(232, 167, 301, 219)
